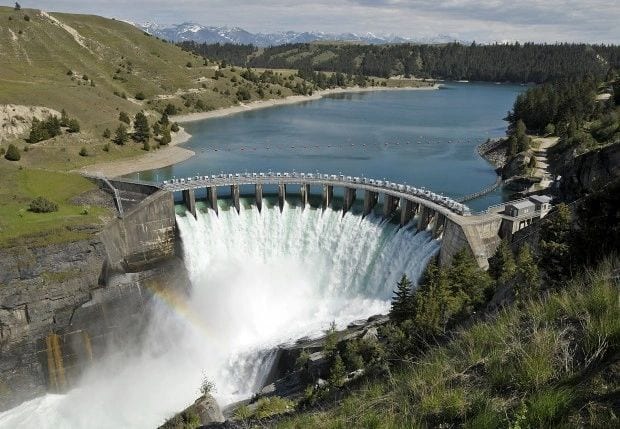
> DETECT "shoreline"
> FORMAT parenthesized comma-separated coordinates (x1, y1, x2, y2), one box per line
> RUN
(80, 84, 438, 178)
(77, 127, 194, 178)
(171, 84, 440, 123)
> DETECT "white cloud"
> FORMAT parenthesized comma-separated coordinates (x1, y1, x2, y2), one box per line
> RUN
(16, 0, 620, 43)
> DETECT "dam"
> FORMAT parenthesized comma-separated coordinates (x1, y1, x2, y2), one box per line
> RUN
(156, 171, 550, 270)
(0, 173, 552, 427)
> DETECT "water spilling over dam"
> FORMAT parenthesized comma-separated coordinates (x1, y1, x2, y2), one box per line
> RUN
(0, 201, 439, 428)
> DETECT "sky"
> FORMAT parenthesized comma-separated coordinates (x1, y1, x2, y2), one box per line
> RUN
(10, 1, 620, 43)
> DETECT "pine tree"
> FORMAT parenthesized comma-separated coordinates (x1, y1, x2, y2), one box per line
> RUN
(67, 118, 80, 133)
(412, 262, 449, 337)
(60, 109, 70, 127)
(133, 112, 151, 142)
(515, 244, 540, 302)
(113, 124, 129, 145)
(159, 112, 170, 127)
(390, 274, 413, 324)
(160, 128, 172, 145)
(328, 352, 346, 388)
(489, 240, 516, 290)
(540, 203, 572, 281)
(446, 249, 493, 318)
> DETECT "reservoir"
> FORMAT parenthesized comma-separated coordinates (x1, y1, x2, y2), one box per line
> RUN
(131, 82, 524, 211)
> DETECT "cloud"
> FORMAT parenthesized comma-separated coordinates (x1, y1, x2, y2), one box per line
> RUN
(16, 0, 620, 43)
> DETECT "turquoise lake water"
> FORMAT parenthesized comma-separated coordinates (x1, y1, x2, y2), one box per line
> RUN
(130, 82, 524, 211)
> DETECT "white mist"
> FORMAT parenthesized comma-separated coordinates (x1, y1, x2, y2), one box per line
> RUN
(0, 203, 439, 428)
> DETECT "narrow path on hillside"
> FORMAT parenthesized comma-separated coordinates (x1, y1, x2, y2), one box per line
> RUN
(530, 136, 559, 190)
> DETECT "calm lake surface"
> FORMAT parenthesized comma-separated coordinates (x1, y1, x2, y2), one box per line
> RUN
(130, 82, 524, 211)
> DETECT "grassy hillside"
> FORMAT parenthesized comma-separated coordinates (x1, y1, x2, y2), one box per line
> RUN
(0, 6, 329, 246)
(273, 260, 619, 428)
(0, 6, 318, 170)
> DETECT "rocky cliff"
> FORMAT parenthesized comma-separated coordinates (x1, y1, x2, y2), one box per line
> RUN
(0, 186, 180, 411)
(558, 142, 620, 200)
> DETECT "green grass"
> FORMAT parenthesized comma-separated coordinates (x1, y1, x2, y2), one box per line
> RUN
(274, 259, 620, 428)
(0, 163, 109, 247)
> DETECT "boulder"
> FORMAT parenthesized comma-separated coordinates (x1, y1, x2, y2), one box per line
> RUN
(193, 394, 225, 425)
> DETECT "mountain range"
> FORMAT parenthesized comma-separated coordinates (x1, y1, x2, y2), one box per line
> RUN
(136, 22, 460, 46)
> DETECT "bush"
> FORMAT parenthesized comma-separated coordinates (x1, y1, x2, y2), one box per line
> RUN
(82, 75, 89, 81)
(186, 62, 192, 68)
(199, 375, 215, 395)
(67, 119, 80, 133)
(79, 147, 88, 156)
(118, 111, 131, 124)
(23, 14, 30, 22)
(102, 128, 111, 139)
(171, 122, 180, 132)
(135, 92, 146, 100)
(160, 128, 172, 145)
(102, 143, 110, 152)
(544, 123, 555, 136)
(143, 141, 151, 151)
(29, 196, 58, 213)
(4, 144, 20, 161)
(0, 147, 5, 156)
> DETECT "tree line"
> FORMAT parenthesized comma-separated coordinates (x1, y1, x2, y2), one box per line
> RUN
(180, 42, 620, 84)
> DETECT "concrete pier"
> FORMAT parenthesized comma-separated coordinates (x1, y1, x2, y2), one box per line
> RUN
(322, 185, 333, 210)
(363, 190, 378, 217)
(207, 186, 218, 215)
(400, 200, 417, 227)
(278, 184, 286, 212)
(383, 194, 399, 218)
(255, 183, 263, 212)
(432, 213, 446, 238)
(343, 187, 356, 215)
(182, 188, 197, 218)
(231, 184, 240, 214)
(300, 183, 310, 208)
(418, 206, 435, 231)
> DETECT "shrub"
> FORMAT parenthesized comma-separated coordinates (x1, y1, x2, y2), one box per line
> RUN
(143, 141, 151, 151)
(544, 123, 556, 136)
(82, 75, 89, 81)
(29, 196, 58, 213)
(102, 143, 110, 152)
(102, 128, 111, 139)
(118, 111, 131, 124)
(164, 103, 178, 115)
(199, 375, 215, 396)
(160, 128, 172, 145)
(186, 61, 192, 68)
(67, 119, 80, 133)
(79, 147, 88, 157)
(0, 147, 5, 156)
(23, 14, 30, 22)
(135, 92, 146, 100)
(171, 122, 180, 132)
(4, 144, 20, 161)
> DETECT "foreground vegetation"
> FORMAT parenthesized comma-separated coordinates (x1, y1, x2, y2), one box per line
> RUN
(276, 259, 619, 428)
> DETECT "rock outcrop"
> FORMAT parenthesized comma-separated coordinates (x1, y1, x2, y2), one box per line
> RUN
(0, 185, 180, 411)
(558, 142, 620, 200)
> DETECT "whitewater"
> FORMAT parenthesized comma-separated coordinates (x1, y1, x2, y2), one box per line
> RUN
(0, 201, 439, 429)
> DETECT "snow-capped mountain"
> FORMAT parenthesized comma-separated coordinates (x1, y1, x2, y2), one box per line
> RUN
(137, 22, 460, 46)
